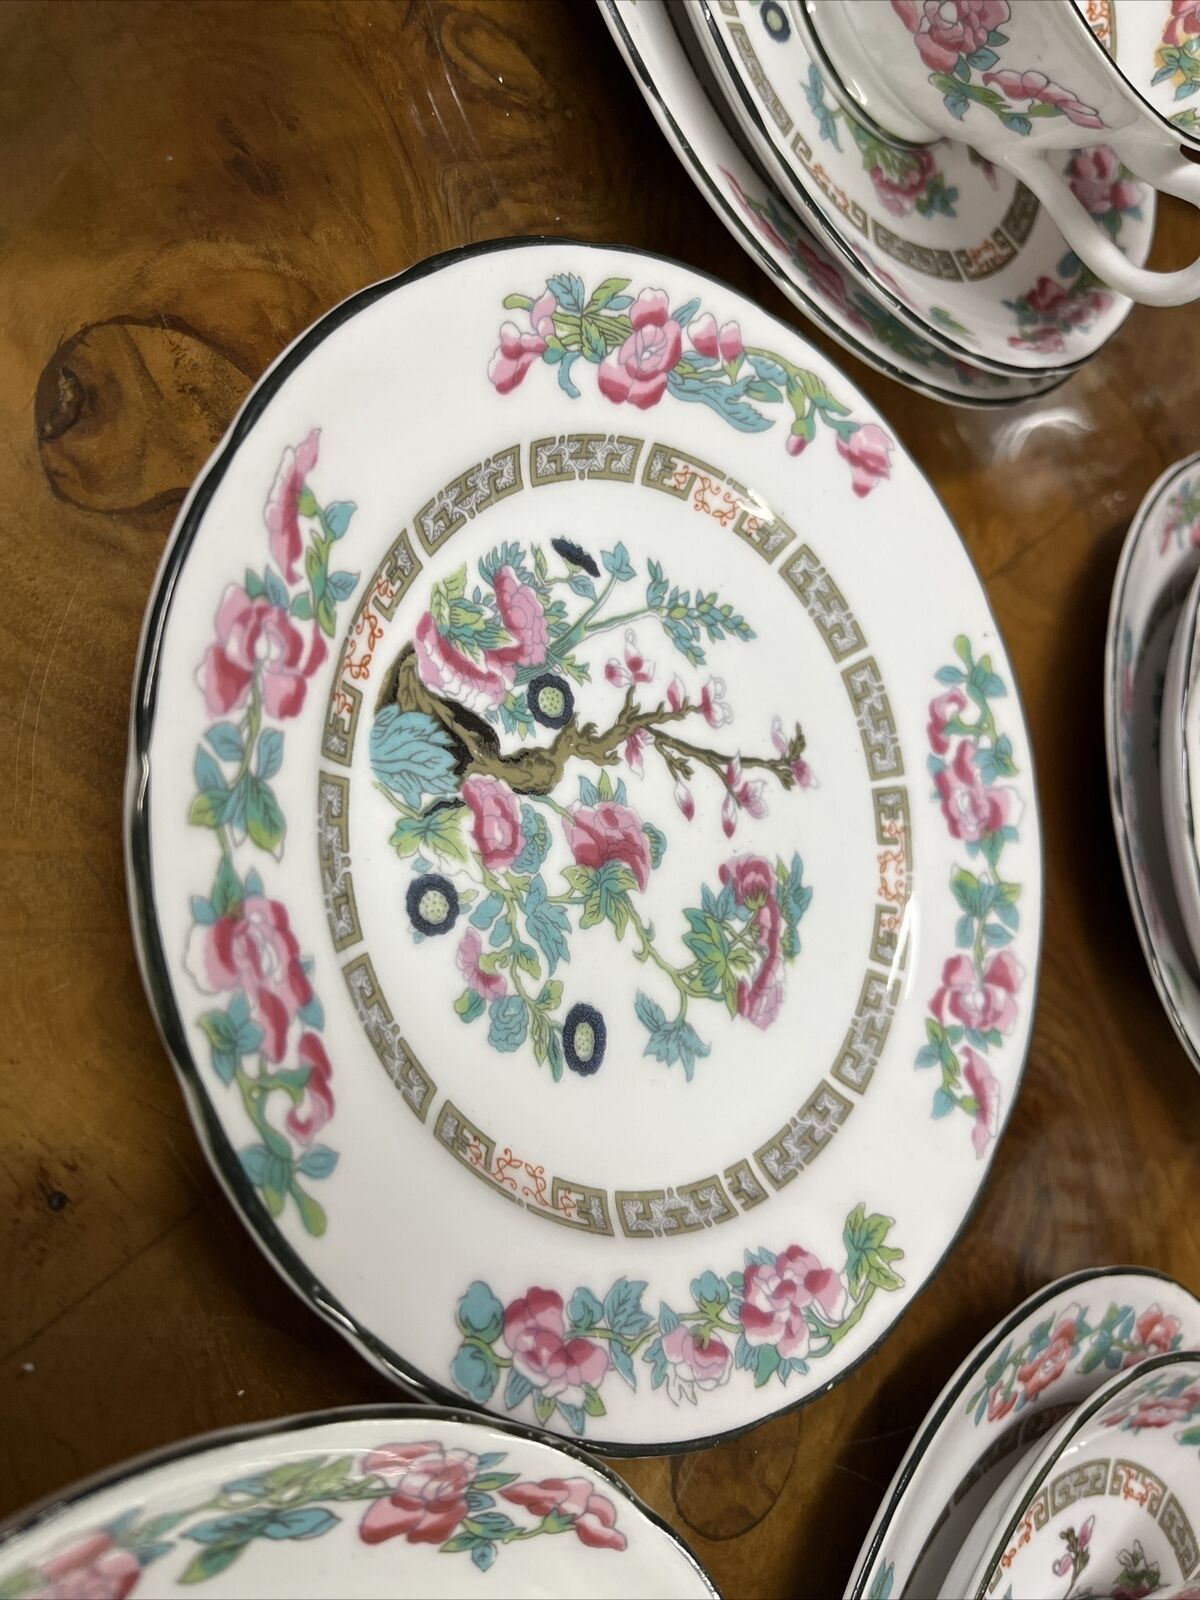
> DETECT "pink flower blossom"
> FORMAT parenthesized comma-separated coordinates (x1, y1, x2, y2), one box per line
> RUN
(667, 674, 686, 712)
(564, 801, 651, 891)
(623, 725, 651, 775)
(1067, 148, 1140, 217)
(891, 0, 1009, 71)
(870, 148, 937, 216)
(597, 288, 682, 409)
(932, 951, 1023, 1034)
(1009, 325, 1067, 356)
(962, 1046, 1000, 1159)
(501, 1478, 627, 1551)
(792, 239, 870, 332)
(413, 610, 513, 716)
(462, 774, 522, 874)
(674, 779, 695, 822)
(186, 894, 312, 1062)
(718, 320, 744, 364)
(720, 854, 774, 906)
(491, 565, 549, 667)
(786, 432, 808, 458)
(661, 1324, 733, 1400)
(286, 1031, 334, 1144)
(721, 756, 768, 837)
(935, 741, 1015, 842)
(457, 929, 506, 1000)
(690, 313, 719, 358)
(1109, 1389, 1200, 1431)
(987, 1383, 1016, 1422)
(1124, 1305, 1181, 1366)
(604, 628, 654, 687)
(739, 908, 785, 1029)
(1054, 1517, 1094, 1573)
(358, 1442, 477, 1545)
(837, 423, 894, 499)
(487, 291, 556, 395)
(1017, 1309, 1081, 1400)
(699, 676, 732, 729)
(982, 69, 1103, 128)
(503, 1288, 609, 1407)
(1166, 0, 1200, 46)
(202, 584, 327, 721)
(721, 790, 737, 839)
(927, 687, 967, 755)
(772, 715, 815, 788)
(30, 1534, 140, 1600)
(264, 428, 319, 584)
(740, 1245, 846, 1361)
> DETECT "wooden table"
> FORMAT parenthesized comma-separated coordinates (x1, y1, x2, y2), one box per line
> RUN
(2, 2, 1198, 1594)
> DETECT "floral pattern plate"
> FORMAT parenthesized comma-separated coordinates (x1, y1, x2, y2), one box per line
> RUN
(847, 1267, 1200, 1600)
(0, 1407, 715, 1598)
(125, 237, 1042, 1452)
(690, 0, 1154, 373)
(1106, 451, 1200, 1076)
(600, 0, 1066, 407)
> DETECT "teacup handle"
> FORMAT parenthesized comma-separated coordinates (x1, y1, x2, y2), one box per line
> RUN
(1008, 145, 1200, 309)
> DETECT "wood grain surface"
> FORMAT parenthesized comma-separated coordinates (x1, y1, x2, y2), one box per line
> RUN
(1, 2, 1198, 1596)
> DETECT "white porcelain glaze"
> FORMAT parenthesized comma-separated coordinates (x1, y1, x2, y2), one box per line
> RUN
(794, 0, 1200, 305)
(690, 0, 1152, 372)
(1160, 563, 1200, 967)
(125, 237, 1043, 1453)
(1105, 451, 1200, 1076)
(848, 1269, 1200, 1600)
(599, 0, 1066, 406)
(0, 1407, 715, 1599)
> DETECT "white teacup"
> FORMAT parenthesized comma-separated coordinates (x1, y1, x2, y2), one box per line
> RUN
(793, 0, 1200, 305)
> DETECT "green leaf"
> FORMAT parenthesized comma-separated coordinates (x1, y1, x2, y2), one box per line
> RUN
(488, 995, 528, 1053)
(584, 275, 631, 312)
(568, 1286, 604, 1331)
(455, 988, 486, 1023)
(523, 874, 571, 974)
(583, 1383, 606, 1416)
(291, 1186, 327, 1236)
(581, 318, 607, 363)
(262, 1506, 339, 1540)
(533, 1391, 556, 1424)
(245, 776, 286, 854)
(189, 789, 228, 828)
(391, 804, 467, 864)
(179, 1545, 246, 1584)
(502, 292, 534, 310)
(370, 708, 458, 809)
(212, 855, 243, 916)
(256, 727, 284, 781)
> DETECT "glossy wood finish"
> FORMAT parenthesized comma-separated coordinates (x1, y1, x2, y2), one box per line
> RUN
(1, 2, 1197, 1593)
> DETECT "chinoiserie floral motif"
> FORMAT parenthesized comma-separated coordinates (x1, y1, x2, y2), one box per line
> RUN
(964, 1300, 1184, 1425)
(1051, 1516, 1093, 1600)
(799, 56, 959, 221)
(185, 429, 360, 1235)
(1051, 1531, 1161, 1600)
(0, 1445, 628, 1594)
(1099, 1362, 1200, 1453)
(1003, 151, 1141, 355)
(890, 1, 1104, 132)
(487, 275, 895, 494)
(1154, 0, 1200, 134)
(372, 537, 814, 1080)
(450, 1205, 903, 1434)
(1159, 474, 1200, 553)
(918, 637, 1022, 1156)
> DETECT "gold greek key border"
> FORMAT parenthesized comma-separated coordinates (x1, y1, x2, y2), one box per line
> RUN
(317, 434, 912, 1235)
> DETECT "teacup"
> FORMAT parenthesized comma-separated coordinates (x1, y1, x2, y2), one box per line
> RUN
(1079, 0, 1200, 143)
(792, 0, 1200, 306)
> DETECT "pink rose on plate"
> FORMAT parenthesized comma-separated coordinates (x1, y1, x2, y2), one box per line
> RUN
(870, 149, 936, 216)
(935, 740, 1016, 842)
(1067, 148, 1140, 217)
(1124, 1304, 1181, 1365)
(689, 312, 719, 358)
(501, 1478, 627, 1550)
(598, 288, 682, 409)
(739, 1245, 846, 1362)
(30, 1534, 140, 1600)
(932, 951, 1023, 1034)
(491, 565, 549, 667)
(564, 801, 651, 891)
(413, 610, 513, 716)
(1110, 1389, 1200, 1431)
(487, 290, 556, 395)
(729, 875, 786, 1029)
(264, 427, 319, 584)
(891, 0, 1009, 72)
(927, 687, 967, 755)
(1167, 0, 1200, 45)
(286, 1031, 334, 1144)
(186, 895, 312, 1062)
(1053, 1517, 1093, 1576)
(661, 1325, 733, 1402)
(981, 68, 1102, 128)
(202, 584, 327, 720)
(503, 1288, 609, 1407)
(720, 853, 774, 907)
(358, 1442, 477, 1545)
(986, 1383, 1016, 1423)
(462, 773, 522, 874)
(457, 929, 506, 1001)
(1017, 1307, 1079, 1399)
(962, 1045, 1000, 1158)
(836, 423, 894, 499)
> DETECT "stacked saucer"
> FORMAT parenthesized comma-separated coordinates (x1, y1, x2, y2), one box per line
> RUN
(601, 0, 1200, 404)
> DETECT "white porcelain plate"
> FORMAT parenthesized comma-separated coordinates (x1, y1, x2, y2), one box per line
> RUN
(848, 1268, 1200, 1600)
(1106, 451, 1200, 1076)
(126, 238, 1042, 1452)
(600, 0, 1064, 407)
(0, 1407, 715, 1599)
(690, 0, 1152, 374)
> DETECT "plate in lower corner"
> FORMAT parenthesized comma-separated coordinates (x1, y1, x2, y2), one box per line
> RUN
(0, 1407, 716, 1598)
(125, 236, 1042, 1453)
